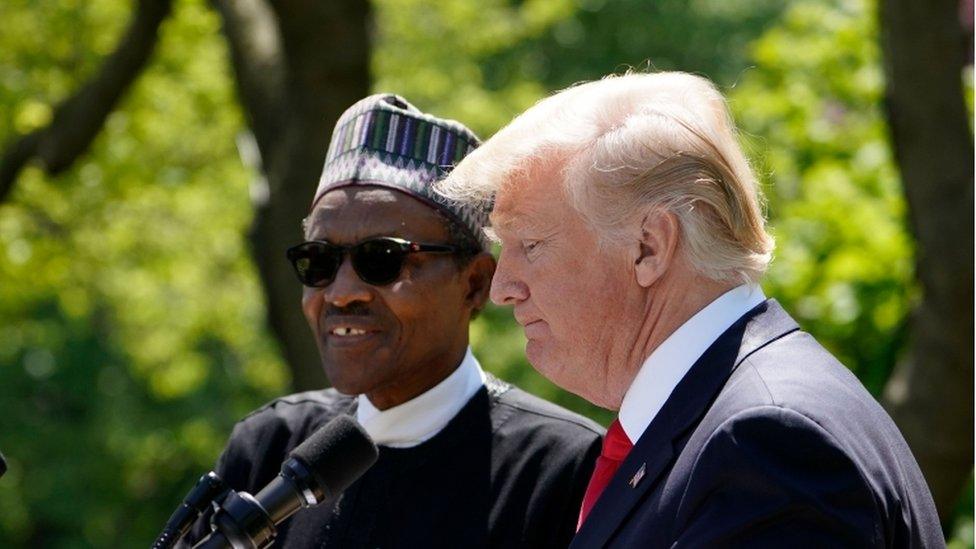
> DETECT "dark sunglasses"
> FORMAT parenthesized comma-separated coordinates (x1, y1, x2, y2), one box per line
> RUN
(286, 237, 462, 287)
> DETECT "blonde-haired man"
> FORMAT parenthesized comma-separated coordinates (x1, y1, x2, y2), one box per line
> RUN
(438, 72, 943, 548)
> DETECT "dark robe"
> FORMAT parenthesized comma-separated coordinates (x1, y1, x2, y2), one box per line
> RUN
(186, 375, 603, 548)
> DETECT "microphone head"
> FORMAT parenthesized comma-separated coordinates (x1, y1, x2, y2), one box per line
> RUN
(0, 450, 6, 479)
(289, 415, 377, 500)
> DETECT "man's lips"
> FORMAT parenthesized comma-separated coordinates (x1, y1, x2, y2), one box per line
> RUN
(321, 317, 382, 341)
(330, 327, 370, 336)
(520, 319, 548, 339)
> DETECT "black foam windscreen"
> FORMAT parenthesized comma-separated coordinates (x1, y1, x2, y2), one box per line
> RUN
(0, 450, 6, 479)
(289, 415, 377, 497)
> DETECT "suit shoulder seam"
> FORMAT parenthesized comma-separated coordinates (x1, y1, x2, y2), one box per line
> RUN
(735, 326, 802, 367)
(237, 392, 345, 424)
(493, 398, 604, 436)
(740, 358, 777, 406)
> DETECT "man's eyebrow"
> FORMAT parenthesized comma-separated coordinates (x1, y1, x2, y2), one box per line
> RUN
(488, 211, 513, 231)
(306, 230, 407, 243)
(491, 209, 553, 236)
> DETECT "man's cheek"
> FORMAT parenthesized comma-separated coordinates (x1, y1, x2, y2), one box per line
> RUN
(301, 296, 322, 333)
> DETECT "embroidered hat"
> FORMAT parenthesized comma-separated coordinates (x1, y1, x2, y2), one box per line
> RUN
(312, 94, 488, 249)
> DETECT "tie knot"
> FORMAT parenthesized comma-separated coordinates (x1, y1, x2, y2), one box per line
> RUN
(602, 419, 633, 461)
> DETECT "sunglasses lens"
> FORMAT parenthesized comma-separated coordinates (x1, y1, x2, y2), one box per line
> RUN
(289, 243, 341, 287)
(352, 239, 406, 285)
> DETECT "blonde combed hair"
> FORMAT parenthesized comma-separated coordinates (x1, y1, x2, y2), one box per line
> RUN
(437, 71, 774, 284)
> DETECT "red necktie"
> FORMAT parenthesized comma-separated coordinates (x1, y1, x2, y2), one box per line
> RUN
(577, 419, 634, 530)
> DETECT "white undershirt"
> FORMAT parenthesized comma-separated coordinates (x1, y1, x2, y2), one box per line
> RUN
(618, 284, 766, 443)
(356, 347, 486, 448)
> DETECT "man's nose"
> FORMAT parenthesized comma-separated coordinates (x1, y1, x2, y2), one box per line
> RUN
(489, 249, 528, 306)
(322, 256, 373, 307)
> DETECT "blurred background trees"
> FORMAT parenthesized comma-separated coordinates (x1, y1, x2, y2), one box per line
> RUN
(0, 0, 971, 545)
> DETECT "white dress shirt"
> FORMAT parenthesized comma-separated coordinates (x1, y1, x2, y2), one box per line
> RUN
(618, 284, 766, 443)
(356, 347, 487, 448)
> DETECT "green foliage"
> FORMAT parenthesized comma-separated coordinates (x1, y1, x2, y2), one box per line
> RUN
(373, 0, 577, 137)
(512, 0, 787, 89)
(0, 0, 287, 545)
(0, 0, 970, 545)
(948, 475, 975, 549)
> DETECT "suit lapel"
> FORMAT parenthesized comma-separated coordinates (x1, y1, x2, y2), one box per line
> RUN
(571, 300, 799, 548)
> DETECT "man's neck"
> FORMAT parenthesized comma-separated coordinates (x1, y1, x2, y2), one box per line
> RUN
(616, 284, 767, 440)
(608, 272, 735, 410)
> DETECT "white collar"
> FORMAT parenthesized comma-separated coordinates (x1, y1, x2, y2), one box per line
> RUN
(356, 347, 486, 448)
(618, 284, 766, 442)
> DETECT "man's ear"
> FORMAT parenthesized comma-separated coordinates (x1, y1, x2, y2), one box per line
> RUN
(634, 210, 679, 288)
(463, 253, 497, 315)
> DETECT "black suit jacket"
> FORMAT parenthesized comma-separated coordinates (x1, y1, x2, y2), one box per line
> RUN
(572, 300, 943, 549)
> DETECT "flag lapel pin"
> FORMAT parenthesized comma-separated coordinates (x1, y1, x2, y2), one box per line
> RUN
(629, 463, 646, 488)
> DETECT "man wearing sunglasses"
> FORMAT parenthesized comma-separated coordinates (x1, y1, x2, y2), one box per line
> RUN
(186, 94, 603, 548)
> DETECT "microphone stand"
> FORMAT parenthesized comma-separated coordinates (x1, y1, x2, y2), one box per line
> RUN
(191, 489, 276, 549)
(192, 460, 319, 549)
(169, 415, 377, 548)
(151, 472, 229, 549)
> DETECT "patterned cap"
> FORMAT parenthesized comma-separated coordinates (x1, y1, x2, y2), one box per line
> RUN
(312, 94, 488, 249)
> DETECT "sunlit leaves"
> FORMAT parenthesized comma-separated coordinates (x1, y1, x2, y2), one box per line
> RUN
(373, 0, 573, 136)
(731, 0, 913, 394)
(0, 0, 286, 544)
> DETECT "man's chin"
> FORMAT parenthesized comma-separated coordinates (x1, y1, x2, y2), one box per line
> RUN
(526, 342, 569, 388)
(323, 365, 383, 397)
(525, 339, 546, 368)
(526, 345, 614, 409)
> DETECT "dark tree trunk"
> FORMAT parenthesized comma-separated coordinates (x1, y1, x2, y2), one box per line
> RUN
(213, 0, 372, 391)
(879, 0, 974, 521)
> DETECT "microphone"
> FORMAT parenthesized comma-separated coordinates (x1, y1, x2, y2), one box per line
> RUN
(193, 415, 377, 549)
(0, 450, 7, 479)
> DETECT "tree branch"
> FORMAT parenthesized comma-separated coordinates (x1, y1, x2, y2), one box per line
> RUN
(210, 0, 289, 162)
(0, 0, 173, 203)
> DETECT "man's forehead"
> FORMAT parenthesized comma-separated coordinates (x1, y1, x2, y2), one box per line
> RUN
(490, 203, 543, 233)
(306, 185, 448, 240)
(314, 187, 399, 211)
(309, 187, 415, 224)
(490, 172, 564, 234)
